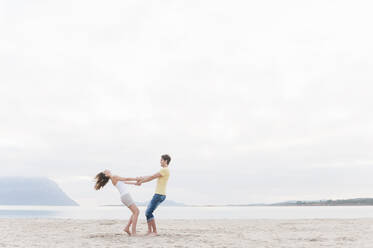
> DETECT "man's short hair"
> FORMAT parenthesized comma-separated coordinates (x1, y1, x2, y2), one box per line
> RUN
(161, 154, 171, 165)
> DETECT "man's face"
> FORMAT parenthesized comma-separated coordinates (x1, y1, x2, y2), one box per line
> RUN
(160, 158, 167, 167)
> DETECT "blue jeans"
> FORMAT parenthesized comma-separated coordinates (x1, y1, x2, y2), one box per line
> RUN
(145, 194, 166, 222)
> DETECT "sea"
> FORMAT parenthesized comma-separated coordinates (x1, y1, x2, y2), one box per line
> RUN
(1, 205, 373, 220)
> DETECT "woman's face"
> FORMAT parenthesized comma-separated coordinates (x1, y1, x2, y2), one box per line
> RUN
(103, 170, 111, 177)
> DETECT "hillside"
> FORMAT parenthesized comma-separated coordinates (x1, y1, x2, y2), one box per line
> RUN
(0, 177, 78, 206)
(271, 198, 373, 206)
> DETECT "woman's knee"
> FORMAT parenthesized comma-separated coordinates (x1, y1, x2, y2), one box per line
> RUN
(134, 207, 140, 215)
(130, 205, 139, 215)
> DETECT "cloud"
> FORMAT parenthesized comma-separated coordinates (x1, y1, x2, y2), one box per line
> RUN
(1, 0, 373, 205)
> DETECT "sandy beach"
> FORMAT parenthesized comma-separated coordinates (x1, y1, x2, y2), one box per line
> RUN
(1, 219, 372, 247)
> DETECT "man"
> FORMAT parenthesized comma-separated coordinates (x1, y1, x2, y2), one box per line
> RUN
(138, 154, 171, 236)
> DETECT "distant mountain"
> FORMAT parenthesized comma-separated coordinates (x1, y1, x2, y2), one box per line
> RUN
(224, 198, 373, 207)
(0, 177, 78, 206)
(271, 198, 373, 206)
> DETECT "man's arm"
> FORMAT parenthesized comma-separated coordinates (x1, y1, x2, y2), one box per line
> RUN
(140, 172, 162, 184)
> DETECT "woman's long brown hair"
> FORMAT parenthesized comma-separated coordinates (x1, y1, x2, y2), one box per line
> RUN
(94, 172, 110, 190)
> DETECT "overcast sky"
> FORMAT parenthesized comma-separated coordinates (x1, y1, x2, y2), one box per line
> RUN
(1, 0, 373, 206)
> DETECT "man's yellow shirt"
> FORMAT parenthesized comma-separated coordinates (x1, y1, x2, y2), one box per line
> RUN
(155, 167, 170, 195)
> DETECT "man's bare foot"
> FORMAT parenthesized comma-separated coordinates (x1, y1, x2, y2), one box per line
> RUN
(124, 227, 131, 236)
(146, 232, 158, 237)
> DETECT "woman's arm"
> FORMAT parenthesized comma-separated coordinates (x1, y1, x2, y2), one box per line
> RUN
(104, 170, 141, 183)
(124, 181, 141, 185)
(114, 176, 140, 182)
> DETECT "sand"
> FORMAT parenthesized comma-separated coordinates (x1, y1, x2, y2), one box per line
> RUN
(0, 219, 373, 247)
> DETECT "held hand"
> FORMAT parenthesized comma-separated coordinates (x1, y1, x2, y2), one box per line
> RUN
(135, 181, 142, 186)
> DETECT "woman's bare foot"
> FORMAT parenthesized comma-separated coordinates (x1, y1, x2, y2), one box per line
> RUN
(124, 227, 131, 236)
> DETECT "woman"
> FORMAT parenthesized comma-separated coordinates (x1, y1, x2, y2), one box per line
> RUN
(94, 169, 141, 236)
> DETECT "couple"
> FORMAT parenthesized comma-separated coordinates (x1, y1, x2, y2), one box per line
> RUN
(94, 154, 171, 236)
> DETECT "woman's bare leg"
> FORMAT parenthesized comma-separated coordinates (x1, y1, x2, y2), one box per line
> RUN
(128, 204, 139, 236)
(124, 215, 133, 236)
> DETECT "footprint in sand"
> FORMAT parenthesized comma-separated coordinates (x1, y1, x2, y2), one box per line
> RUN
(87, 233, 123, 239)
(99, 221, 117, 225)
